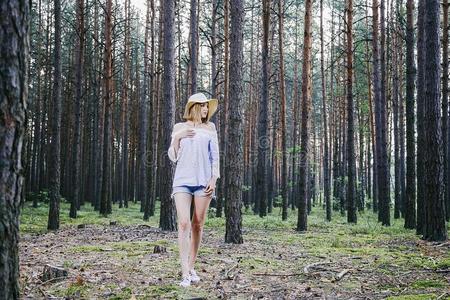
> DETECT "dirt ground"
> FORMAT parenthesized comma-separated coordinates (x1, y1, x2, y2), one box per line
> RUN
(19, 222, 450, 299)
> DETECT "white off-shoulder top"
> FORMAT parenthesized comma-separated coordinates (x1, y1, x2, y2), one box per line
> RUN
(168, 122, 220, 188)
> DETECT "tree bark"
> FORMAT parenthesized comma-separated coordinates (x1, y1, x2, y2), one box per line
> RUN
(442, 0, 450, 221)
(416, 0, 425, 235)
(225, 0, 244, 244)
(0, 1, 29, 297)
(320, 0, 331, 221)
(70, 0, 85, 218)
(256, 0, 270, 217)
(159, 0, 177, 231)
(48, 0, 62, 230)
(404, 0, 416, 229)
(422, 0, 448, 241)
(278, 0, 288, 221)
(188, 0, 198, 95)
(346, 0, 357, 223)
(297, 0, 313, 232)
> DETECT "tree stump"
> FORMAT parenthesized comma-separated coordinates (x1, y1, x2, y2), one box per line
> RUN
(153, 245, 167, 253)
(41, 265, 68, 282)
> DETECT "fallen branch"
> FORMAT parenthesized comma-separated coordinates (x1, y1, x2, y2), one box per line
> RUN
(303, 262, 331, 274)
(225, 263, 238, 279)
(435, 242, 450, 248)
(332, 269, 352, 282)
(252, 272, 303, 277)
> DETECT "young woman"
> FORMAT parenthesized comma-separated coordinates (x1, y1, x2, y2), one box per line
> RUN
(167, 92, 220, 287)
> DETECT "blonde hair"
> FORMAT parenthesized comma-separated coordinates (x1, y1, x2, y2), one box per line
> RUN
(183, 102, 209, 123)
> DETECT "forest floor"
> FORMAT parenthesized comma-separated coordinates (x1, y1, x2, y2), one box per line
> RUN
(19, 200, 450, 300)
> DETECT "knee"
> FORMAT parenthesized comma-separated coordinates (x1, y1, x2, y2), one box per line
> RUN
(191, 219, 204, 232)
(178, 220, 191, 232)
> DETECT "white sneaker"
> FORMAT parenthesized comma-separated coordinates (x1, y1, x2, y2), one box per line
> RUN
(179, 274, 191, 287)
(189, 269, 200, 283)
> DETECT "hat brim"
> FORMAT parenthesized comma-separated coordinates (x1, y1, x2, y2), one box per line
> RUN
(184, 98, 218, 120)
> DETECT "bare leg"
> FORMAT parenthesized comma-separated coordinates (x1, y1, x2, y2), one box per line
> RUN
(189, 195, 212, 270)
(174, 192, 193, 277)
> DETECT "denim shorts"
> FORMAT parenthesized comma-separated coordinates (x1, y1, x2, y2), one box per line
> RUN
(171, 185, 215, 200)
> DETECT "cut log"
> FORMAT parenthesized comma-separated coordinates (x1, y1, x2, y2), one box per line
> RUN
(41, 264, 68, 282)
(153, 245, 167, 253)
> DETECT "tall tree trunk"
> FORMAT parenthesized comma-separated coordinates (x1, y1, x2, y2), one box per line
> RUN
(211, 0, 218, 99)
(70, 0, 85, 218)
(320, 0, 331, 221)
(188, 0, 198, 95)
(257, 0, 270, 217)
(225, 0, 244, 244)
(416, 0, 425, 235)
(100, 0, 113, 216)
(291, 3, 300, 210)
(142, 0, 151, 220)
(121, 0, 131, 209)
(0, 1, 29, 297)
(346, 0, 357, 223)
(422, 0, 448, 241)
(48, 0, 62, 230)
(442, 0, 450, 221)
(278, 0, 288, 221)
(297, 0, 313, 232)
(217, 0, 230, 218)
(378, 0, 390, 226)
(404, 0, 416, 229)
(393, 13, 401, 219)
(159, 0, 177, 231)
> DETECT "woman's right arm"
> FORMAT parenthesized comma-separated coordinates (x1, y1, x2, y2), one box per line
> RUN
(168, 124, 195, 163)
(168, 124, 182, 163)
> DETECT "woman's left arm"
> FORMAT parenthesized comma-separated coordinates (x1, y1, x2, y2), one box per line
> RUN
(205, 123, 220, 195)
(209, 123, 220, 180)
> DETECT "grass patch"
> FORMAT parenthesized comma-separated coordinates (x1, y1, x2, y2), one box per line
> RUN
(411, 279, 448, 289)
(386, 294, 438, 300)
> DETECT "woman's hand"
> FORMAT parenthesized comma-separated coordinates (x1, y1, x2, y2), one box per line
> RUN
(204, 178, 217, 197)
(176, 128, 196, 140)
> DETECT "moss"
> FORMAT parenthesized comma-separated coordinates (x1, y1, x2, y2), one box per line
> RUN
(411, 279, 448, 289)
(110, 287, 133, 300)
(386, 294, 438, 300)
(20, 201, 161, 235)
(435, 258, 450, 270)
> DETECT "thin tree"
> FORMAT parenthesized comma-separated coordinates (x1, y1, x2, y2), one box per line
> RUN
(346, 0, 357, 223)
(278, 0, 288, 220)
(225, 0, 245, 244)
(416, 0, 425, 235)
(256, 0, 270, 217)
(159, 0, 177, 231)
(48, 0, 62, 229)
(0, 0, 29, 297)
(142, 0, 151, 220)
(320, 0, 331, 221)
(70, 0, 85, 218)
(188, 0, 198, 95)
(100, 0, 113, 216)
(297, 0, 313, 232)
(404, 0, 416, 229)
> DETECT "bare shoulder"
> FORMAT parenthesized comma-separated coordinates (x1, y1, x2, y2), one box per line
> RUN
(173, 122, 185, 130)
(206, 121, 216, 131)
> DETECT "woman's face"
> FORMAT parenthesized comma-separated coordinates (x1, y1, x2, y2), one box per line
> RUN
(200, 103, 209, 118)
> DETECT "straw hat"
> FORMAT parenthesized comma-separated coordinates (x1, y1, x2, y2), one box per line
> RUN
(183, 92, 218, 121)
